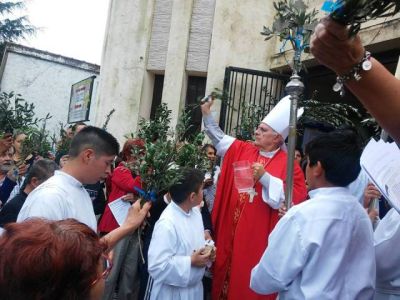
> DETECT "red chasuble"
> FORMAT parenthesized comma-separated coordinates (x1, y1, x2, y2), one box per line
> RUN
(211, 140, 307, 300)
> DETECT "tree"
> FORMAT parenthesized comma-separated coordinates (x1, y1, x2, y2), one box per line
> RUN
(0, 1, 36, 55)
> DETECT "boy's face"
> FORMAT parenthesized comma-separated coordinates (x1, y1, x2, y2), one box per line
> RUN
(306, 157, 314, 190)
(305, 157, 322, 191)
(84, 150, 115, 184)
(191, 184, 204, 207)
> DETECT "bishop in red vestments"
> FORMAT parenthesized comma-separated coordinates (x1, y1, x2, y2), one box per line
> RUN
(201, 96, 308, 300)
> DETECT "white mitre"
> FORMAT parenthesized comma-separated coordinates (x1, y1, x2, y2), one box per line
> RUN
(261, 95, 304, 140)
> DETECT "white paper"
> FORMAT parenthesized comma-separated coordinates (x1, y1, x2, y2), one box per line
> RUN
(108, 197, 131, 226)
(360, 139, 400, 213)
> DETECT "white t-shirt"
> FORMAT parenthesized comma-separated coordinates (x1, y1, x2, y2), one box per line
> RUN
(17, 170, 97, 231)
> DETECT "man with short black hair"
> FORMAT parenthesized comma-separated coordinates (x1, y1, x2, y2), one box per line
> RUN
(0, 159, 58, 226)
(18, 126, 150, 250)
(250, 130, 375, 299)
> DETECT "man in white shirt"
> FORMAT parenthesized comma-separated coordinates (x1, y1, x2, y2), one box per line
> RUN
(250, 130, 375, 299)
(18, 126, 150, 250)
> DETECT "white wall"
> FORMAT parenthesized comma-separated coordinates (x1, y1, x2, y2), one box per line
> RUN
(0, 51, 99, 135)
(205, 1, 277, 121)
(94, 0, 155, 143)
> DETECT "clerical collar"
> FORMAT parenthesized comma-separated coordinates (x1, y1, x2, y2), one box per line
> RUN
(259, 148, 280, 158)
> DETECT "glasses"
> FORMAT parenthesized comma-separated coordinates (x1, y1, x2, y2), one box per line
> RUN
(91, 254, 113, 286)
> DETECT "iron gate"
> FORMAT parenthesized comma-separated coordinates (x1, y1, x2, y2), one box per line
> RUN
(219, 66, 289, 136)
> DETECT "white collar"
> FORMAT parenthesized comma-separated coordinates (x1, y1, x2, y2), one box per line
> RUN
(55, 170, 83, 188)
(259, 148, 280, 158)
(163, 194, 171, 205)
(308, 186, 352, 199)
(171, 200, 192, 217)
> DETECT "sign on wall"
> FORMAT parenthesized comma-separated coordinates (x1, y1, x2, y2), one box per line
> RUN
(67, 76, 96, 123)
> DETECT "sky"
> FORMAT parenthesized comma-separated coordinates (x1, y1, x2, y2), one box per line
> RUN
(19, 0, 110, 65)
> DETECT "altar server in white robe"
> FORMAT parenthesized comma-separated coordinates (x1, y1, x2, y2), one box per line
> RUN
(250, 130, 376, 300)
(147, 168, 215, 300)
(374, 208, 400, 300)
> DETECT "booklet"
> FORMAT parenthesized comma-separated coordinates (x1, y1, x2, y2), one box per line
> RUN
(360, 139, 400, 213)
(108, 197, 131, 226)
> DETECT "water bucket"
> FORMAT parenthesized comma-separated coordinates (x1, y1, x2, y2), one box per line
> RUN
(233, 160, 254, 193)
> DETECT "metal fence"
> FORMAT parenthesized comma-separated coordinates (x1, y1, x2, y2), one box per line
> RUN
(219, 66, 289, 136)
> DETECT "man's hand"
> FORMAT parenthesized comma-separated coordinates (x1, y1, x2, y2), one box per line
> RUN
(367, 208, 379, 224)
(203, 178, 213, 188)
(209, 247, 216, 262)
(252, 162, 265, 181)
(121, 200, 151, 232)
(17, 163, 29, 177)
(121, 193, 135, 202)
(310, 17, 364, 76)
(364, 183, 381, 208)
(200, 95, 214, 116)
(278, 203, 287, 218)
(191, 248, 211, 267)
(204, 230, 212, 241)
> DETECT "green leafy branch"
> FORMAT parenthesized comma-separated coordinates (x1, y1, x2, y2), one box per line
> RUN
(0, 91, 39, 134)
(261, 0, 318, 52)
(330, 0, 400, 36)
(128, 104, 209, 199)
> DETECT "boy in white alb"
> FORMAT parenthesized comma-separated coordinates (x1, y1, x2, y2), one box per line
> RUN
(250, 130, 375, 299)
(147, 168, 215, 300)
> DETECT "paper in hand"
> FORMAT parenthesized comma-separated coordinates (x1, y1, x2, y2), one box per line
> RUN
(108, 197, 131, 226)
(360, 139, 400, 213)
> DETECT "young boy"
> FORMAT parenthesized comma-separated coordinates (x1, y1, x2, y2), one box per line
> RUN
(146, 168, 215, 300)
(250, 130, 376, 299)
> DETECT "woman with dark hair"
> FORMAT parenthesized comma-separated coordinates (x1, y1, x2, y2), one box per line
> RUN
(98, 138, 144, 300)
(0, 218, 111, 300)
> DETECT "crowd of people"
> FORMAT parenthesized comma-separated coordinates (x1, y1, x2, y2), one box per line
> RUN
(0, 17, 400, 300)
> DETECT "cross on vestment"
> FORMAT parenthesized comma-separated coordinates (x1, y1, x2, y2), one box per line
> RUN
(248, 188, 257, 203)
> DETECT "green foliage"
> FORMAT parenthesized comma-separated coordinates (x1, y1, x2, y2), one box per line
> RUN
(52, 122, 71, 155)
(137, 103, 171, 143)
(0, 90, 53, 159)
(235, 102, 267, 141)
(0, 1, 36, 52)
(20, 118, 52, 160)
(330, 0, 400, 36)
(0, 91, 39, 135)
(132, 139, 181, 195)
(360, 116, 381, 138)
(261, 0, 318, 51)
(175, 131, 209, 172)
(128, 104, 209, 199)
(298, 99, 362, 128)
